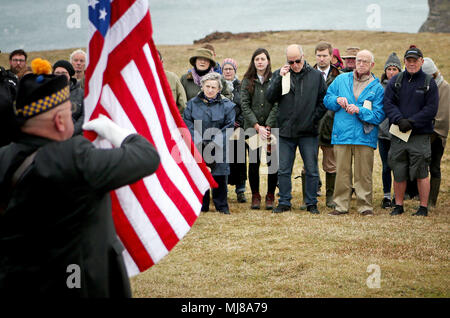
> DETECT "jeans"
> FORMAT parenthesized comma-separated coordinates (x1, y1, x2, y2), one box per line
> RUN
(278, 135, 319, 207)
(378, 138, 392, 195)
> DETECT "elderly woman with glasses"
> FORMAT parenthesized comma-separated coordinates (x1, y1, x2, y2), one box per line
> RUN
(183, 72, 236, 214)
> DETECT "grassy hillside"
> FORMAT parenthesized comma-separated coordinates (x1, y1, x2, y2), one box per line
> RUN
(2, 30, 449, 297)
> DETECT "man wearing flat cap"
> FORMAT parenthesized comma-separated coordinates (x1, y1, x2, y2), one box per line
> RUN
(0, 60, 160, 297)
(53, 59, 84, 135)
(383, 46, 439, 216)
(341, 47, 360, 73)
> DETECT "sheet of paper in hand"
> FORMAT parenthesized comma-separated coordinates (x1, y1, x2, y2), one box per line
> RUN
(282, 72, 290, 95)
(363, 99, 372, 110)
(389, 124, 411, 142)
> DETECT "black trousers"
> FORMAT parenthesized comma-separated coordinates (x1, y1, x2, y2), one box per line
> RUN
(248, 146, 278, 195)
(202, 175, 229, 212)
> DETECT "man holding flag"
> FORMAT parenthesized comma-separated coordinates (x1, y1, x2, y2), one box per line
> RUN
(0, 0, 216, 297)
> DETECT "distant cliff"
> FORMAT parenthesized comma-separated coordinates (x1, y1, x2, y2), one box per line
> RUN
(419, 0, 450, 33)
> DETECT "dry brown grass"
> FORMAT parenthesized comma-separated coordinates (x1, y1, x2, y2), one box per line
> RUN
(1, 30, 449, 298)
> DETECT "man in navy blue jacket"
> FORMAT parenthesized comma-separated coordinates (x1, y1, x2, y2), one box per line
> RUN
(383, 46, 439, 216)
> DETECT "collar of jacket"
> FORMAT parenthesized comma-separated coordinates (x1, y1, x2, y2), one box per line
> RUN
(313, 63, 341, 77)
(15, 132, 55, 148)
(198, 91, 222, 104)
(290, 61, 312, 76)
(405, 68, 425, 82)
(253, 74, 271, 84)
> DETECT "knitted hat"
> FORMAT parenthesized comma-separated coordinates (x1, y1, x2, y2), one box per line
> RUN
(189, 48, 216, 68)
(221, 58, 237, 72)
(422, 57, 438, 75)
(15, 58, 69, 120)
(341, 47, 360, 59)
(53, 60, 75, 77)
(384, 52, 402, 72)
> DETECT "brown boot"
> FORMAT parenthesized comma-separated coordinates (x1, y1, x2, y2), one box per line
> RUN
(265, 193, 275, 210)
(251, 193, 261, 210)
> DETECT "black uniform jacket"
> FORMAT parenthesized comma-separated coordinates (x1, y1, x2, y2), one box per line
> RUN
(0, 133, 160, 297)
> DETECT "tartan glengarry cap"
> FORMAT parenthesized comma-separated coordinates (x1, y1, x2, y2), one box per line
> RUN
(14, 73, 70, 119)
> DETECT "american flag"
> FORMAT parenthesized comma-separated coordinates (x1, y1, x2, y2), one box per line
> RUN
(84, 0, 217, 277)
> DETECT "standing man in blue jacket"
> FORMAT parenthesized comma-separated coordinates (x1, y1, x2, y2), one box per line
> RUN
(324, 49, 385, 216)
(383, 46, 439, 216)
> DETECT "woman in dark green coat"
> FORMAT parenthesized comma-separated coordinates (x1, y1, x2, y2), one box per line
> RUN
(241, 48, 278, 210)
(180, 48, 231, 102)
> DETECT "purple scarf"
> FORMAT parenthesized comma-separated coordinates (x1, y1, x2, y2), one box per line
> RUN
(190, 67, 214, 86)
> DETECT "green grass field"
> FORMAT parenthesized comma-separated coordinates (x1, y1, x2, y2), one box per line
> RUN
(2, 29, 449, 298)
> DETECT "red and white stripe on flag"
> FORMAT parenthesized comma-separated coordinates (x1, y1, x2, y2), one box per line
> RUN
(83, 0, 217, 277)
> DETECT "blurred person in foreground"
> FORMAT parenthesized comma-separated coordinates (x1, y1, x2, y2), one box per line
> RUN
(0, 58, 160, 297)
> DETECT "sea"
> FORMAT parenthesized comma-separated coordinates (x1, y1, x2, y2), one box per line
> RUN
(1, 0, 429, 53)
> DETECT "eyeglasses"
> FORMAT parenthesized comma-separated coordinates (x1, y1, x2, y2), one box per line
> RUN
(12, 58, 26, 63)
(287, 59, 302, 65)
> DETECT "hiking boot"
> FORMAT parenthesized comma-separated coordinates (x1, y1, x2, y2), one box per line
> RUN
(381, 197, 392, 209)
(219, 209, 231, 215)
(328, 210, 348, 216)
(251, 193, 261, 210)
(272, 204, 291, 213)
(265, 193, 275, 210)
(360, 210, 374, 216)
(307, 204, 320, 214)
(237, 192, 247, 203)
(390, 204, 404, 216)
(412, 206, 428, 216)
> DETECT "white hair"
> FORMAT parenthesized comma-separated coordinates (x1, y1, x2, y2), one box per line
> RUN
(357, 49, 375, 63)
(200, 72, 223, 90)
(69, 49, 86, 63)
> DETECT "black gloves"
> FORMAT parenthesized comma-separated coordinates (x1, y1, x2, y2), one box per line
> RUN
(397, 118, 413, 133)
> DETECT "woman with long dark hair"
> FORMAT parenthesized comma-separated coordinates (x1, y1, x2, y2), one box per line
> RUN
(241, 48, 278, 210)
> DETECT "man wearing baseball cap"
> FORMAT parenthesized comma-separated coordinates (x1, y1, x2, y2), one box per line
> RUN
(0, 58, 160, 297)
(383, 46, 439, 216)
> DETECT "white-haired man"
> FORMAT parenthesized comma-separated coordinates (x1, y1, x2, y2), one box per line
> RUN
(324, 49, 385, 216)
(70, 49, 86, 85)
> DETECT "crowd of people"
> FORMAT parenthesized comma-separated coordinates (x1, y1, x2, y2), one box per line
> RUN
(174, 43, 448, 217)
(1, 42, 449, 219)
(0, 40, 448, 297)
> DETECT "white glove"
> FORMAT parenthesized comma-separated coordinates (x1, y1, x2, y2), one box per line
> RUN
(82, 114, 134, 147)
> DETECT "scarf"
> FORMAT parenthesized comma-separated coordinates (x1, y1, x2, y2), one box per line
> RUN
(191, 67, 213, 86)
